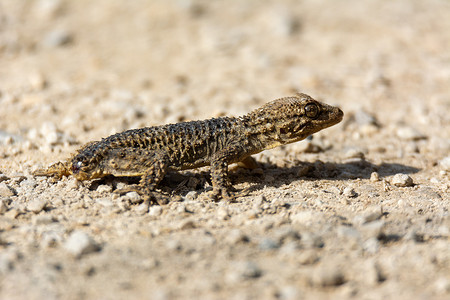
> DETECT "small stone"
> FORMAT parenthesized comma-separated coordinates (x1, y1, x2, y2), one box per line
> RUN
(404, 229, 424, 243)
(27, 198, 47, 213)
(363, 237, 380, 254)
(64, 231, 100, 257)
(253, 195, 266, 210)
(354, 206, 383, 225)
(184, 190, 198, 201)
(0, 183, 15, 197)
(149, 205, 163, 217)
(135, 203, 149, 214)
(277, 286, 301, 300)
(122, 192, 141, 204)
(273, 227, 301, 244)
(301, 232, 324, 248)
(434, 277, 450, 294)
(370, 172, 380, 182)
(354, 109, 378, 126)
(179, 219, 196, 230)
(297, 249, 319, 265)
(32, 215, 55, 225)
(391, 173, 414, 187)
(29, 72, 47, 90)
(439, 156, 450, 172)
(311, 265, 345, 287)
(362, 220, 385, 239)
(0, 199, 8, 214)
(343, 187, 357, 198)
(217, 206, 230, 220)
(344, 148, 365, 159)
(227, 261, 262, 283)
(43, 29, 73, 47)
(225, 229, 249, 244)
(96, 184, 112, 193)
(259, 238, 280, 250)
(363, 261, 385, 285)
(396, 126, 426, 140)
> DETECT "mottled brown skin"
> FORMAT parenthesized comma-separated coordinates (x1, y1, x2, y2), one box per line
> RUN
(34, 93, 343, 205)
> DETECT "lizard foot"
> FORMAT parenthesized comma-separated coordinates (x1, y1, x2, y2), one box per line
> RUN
(115, 185, 170, 205)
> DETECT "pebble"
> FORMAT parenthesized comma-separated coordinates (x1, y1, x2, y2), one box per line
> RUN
(27, 198, 47, 213)
(32, 214, 55, 225)
(217, 206, 230, 220)
(343, 187, 357, 198)
(391, 173, 414, 187)
(360, 220, 385, 239)
(258, 238, 280, 250)
(149, 205, 163, 217)
(225, 229, 249, 244)
(0, 183, 15, 197)
(184, 191, 198, 201)
(273, 227, 301, 244)
(354, 206, 383, 225)
(64, 231, 100, 257)
(370, 172, 380, 182)
(227, 261, 262, 283)
(277, 286, 301, 300)
(344, 148, 365, 160)
(311, 265, 345, 287)
(290, 211, 319, 225)
(301, 232, 324, 248)
(0, 199, 8, 214)
(179, 219, 196, 230)
(43, 29, 73, 47)
(396, 126, 426, 141)
(363, 237, 380, 254)
(297, 249, 319, 265)
(434, 277, 450, 294)
(122, 192, 141, 204)
(439, 156, 450, 171)
(96, 184, 112, 193)
(363, 261, 385, 285)
(354, 109, 378, 126)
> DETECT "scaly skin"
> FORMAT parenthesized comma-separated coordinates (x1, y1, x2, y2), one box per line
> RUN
(34, 93, 344, 205)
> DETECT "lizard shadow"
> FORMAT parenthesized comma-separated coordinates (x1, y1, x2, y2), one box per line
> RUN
(93, 159, 420, 197)
(230, 159, 420, 192)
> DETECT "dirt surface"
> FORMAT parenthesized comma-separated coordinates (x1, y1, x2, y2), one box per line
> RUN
(0, 0, 449, 299)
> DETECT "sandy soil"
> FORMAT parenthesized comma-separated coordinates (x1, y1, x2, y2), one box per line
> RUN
(0, 0, 449, 299)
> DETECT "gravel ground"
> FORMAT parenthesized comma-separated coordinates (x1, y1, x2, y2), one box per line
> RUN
(0, 0, 449, 299)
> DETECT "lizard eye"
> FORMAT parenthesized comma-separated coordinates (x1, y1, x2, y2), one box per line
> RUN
(305, 103, 319, 119)
(72, 161, 83, 173)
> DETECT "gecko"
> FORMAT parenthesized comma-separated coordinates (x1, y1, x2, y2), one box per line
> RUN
(34, 93, 343, 205)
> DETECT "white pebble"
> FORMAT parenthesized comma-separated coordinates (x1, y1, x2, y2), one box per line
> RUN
(149, 205, 163, 216)
(370, 172, 380, 182)
(439, 156, 450, 172)
(27, 198, 47, 213)
(64, 231, 100, 257)
(0, 183, 15, 197)
(391, 173, 414, 187)
(343, 187, 357, 198)
(396, 126, 426, 140)
(96, 184, 112, 193)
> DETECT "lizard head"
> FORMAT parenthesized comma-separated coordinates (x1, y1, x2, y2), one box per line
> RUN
(70, 143, 106, 181)
(246, 93, 343, 145)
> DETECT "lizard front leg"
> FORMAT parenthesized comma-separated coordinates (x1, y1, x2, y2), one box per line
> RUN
(208, 143, 247, 202)
(105, 148, 170, 205)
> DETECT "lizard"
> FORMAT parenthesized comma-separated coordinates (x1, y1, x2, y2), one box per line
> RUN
(33, 93, 343, 205)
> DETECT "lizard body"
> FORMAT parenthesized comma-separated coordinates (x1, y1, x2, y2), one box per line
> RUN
(34, 93, 343, 204)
